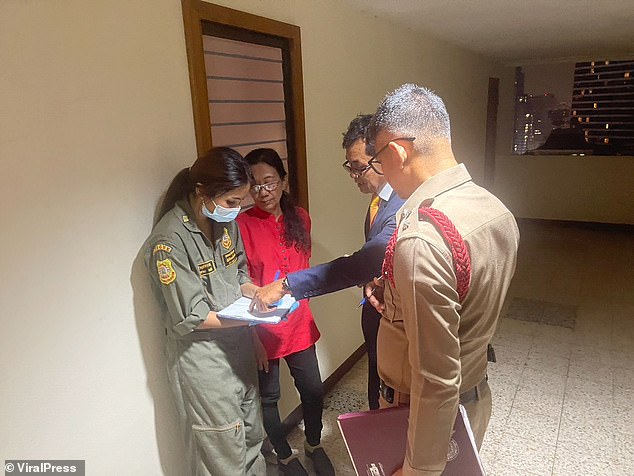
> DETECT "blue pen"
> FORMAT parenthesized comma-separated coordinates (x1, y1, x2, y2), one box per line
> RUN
(269, 270, 282, 308)
(357, 275, 383, 308)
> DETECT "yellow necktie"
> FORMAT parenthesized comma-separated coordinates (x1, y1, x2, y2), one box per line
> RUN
(369, 194, 380, 227)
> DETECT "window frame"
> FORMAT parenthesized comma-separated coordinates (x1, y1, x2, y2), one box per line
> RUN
(181, 0, 309, 209)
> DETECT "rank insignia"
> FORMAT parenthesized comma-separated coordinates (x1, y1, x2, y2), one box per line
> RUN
(221, 227, 232, 249)
(182, 215, 189, 223)
(152, 243, 172, 255)
(157, 258, 176, 285)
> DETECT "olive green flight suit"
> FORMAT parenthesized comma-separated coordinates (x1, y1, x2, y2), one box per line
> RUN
(144, 199, 265, 476)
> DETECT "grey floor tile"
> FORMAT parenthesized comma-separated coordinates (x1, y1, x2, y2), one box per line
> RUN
(611, 349, 634, 370)
(569, 345, 614, 368)
(552, 438, 613, 476)
(497, 317, 540, 337)
(495, 432, 556, 475)
(534, 325, 575, 343)
(489, 461, 543, 476)
(613, 385, 633, 409)
(525, 351, 570, 376)
(512, 386, 564, 419)
(568, 361, 614, 385)
(609, 404, 634, 436)
(612, 432, 634, 476)
(565, 376, 614, 401)
(613, 367, 634, 390)
(558, 415, 614, 452)
(530, 337, 573, 359)
(519, 368, 568, 397)
(505, 407, 560, 446)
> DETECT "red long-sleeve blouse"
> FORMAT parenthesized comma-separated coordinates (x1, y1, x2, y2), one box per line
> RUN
(237, 206, 320, 359)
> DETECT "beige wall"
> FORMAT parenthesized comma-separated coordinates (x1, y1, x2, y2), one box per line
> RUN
(493, 62, 634, 224)
(0, 0, 497, 473)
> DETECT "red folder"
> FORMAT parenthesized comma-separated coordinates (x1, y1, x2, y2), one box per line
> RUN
(337, 404, 485, 476)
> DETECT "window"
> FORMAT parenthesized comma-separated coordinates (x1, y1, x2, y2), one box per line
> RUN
(511, 60, 634, 156)
(181, 1, 309, 208)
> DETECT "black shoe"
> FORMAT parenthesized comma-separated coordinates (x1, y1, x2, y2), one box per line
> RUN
(306, 447, 335, 476)
(277, 455, 308, 476)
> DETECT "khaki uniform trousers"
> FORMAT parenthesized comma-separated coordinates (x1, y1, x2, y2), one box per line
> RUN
(167, 329, 266, 476)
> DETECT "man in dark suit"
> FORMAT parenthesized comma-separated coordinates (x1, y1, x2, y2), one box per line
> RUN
(252, 114, 405, 409)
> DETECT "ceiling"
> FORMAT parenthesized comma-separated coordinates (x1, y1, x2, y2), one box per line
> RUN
(341, 0, 634, 63)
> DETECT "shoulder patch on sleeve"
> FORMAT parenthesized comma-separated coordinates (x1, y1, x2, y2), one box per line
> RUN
(153, 243, 173, 255)
(157, 258, 177, 285)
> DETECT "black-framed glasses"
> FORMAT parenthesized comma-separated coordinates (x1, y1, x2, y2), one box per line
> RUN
(367, 137, 416, 175)
(251, 181, 281, 194)
(342, 161, 372, 178)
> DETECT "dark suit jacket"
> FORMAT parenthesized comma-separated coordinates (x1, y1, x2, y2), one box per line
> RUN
(287, 190, 405, 300)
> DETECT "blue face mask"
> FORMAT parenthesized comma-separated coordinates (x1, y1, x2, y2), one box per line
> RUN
(202, 199, 241, 223)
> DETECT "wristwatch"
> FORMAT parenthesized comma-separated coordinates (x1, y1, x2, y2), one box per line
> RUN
(281, 276, 291, 293)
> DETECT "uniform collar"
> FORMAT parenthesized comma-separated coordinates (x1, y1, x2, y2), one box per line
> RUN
(174, 199, 201, 232)
(377, 182, 393, 202)
(397, 163, 472, 224)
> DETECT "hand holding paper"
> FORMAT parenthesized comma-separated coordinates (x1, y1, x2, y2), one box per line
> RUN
(218, 295, 297, 325)
(250, 278, 287, 312)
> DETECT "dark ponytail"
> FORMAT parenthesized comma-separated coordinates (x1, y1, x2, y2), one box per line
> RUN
(156, 147, 251, 223)
(156, 167, 190, 224)
(243, 148, 310, 254)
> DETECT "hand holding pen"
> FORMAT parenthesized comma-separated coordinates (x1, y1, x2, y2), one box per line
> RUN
(359, 275, 385, 313)
(249, 270, 285, 312)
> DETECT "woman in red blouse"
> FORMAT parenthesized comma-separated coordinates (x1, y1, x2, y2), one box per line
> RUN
(237, 149, 334, 476)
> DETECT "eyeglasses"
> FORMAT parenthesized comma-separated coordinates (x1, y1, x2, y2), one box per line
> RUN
(251, 181, 281, 194)
(367, 137, 416, 175)
(342, 161, 372, 178)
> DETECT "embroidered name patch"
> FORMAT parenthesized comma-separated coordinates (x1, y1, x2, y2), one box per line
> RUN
(222, 249, 237, 267)
(198, 260, 217, 277)
(157, 258, 176, 285)
(152, 243, 172, 255)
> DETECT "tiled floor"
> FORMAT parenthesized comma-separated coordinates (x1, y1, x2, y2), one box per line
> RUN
(268, 220, 634, 475)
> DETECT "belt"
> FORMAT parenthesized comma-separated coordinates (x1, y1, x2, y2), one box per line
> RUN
(380, 376, 488, 405)
(459, 377, 488, 404)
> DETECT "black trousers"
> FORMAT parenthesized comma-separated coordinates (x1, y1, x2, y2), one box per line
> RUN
(362, 303, 381, 410)
(258, 345, 323, 459)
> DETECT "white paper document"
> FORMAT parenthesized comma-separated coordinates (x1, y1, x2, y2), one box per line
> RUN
(217, 295, 297, 325)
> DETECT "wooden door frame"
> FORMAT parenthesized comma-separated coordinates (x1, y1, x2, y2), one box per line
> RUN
(181, 0, 309, 209)
(484, 77, 499, 189)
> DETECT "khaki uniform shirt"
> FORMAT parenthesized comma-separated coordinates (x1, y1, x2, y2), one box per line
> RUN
(144, 200, 252, 340)
(377, 164, 519, 475)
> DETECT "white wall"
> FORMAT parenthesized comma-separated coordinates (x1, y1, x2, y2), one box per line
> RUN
(0, 1, 498, 474)
(493, 62, 634, 224)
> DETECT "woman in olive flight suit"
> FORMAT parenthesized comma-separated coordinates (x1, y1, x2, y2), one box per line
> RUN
(144, 147, 267, 476)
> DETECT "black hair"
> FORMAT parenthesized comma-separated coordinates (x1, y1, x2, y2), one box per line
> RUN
(243, 148, 310, 254)
(156, 147, 251, 222)
(342, 114, 373, 149)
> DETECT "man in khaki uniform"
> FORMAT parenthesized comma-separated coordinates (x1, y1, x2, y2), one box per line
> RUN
(364, 84, 519, 476)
